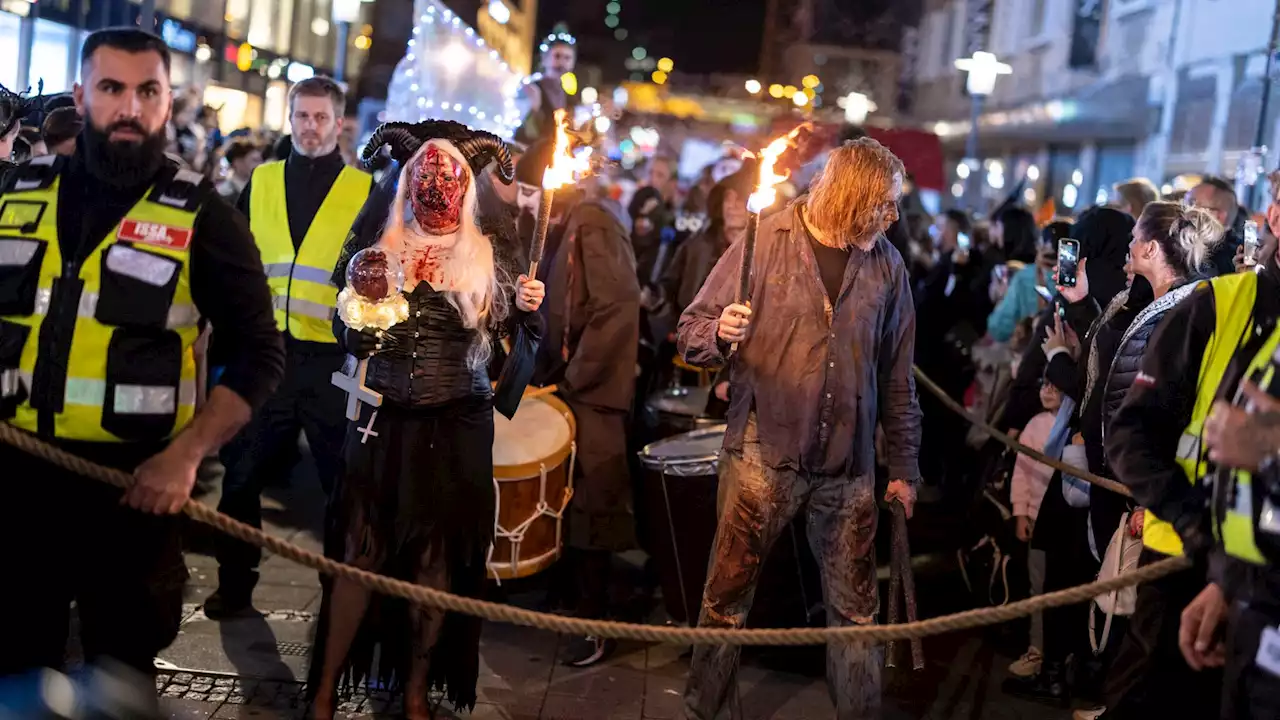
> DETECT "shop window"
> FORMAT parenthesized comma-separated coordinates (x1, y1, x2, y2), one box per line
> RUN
(0, 11, 19, 91)
(225, 0, 250, 40)
(30, 19, 75, 94)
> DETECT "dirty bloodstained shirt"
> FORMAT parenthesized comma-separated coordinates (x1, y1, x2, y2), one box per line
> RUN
(677, 201, 922, 480)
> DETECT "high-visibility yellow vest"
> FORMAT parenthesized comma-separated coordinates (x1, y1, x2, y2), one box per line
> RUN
(1147, 271, 1258, 555)
(1213, 324, 1280, 565)
(0, 156, 204, 442)
(249, 161, 370, 343)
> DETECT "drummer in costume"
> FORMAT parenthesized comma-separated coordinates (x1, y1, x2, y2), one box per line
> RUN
(676, 137, 922, 719)
(536, 167, 643, 667)
(307, 121, 544, 718)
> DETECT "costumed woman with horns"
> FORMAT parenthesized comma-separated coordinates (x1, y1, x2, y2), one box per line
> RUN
(307, 120, 545, 719)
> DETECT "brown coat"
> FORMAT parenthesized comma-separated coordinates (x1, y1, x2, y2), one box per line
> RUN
(536, 197, 642, 551)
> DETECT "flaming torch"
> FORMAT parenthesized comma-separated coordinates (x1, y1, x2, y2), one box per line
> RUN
(733, 123, 811, 352)
(528, 108, 592, 278)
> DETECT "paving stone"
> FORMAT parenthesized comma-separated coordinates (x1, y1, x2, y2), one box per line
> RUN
(547, 662, 646, 700)
(160, 696, 222, 718)
(473, 687, 546, 715)
(540, 692, 643, 719)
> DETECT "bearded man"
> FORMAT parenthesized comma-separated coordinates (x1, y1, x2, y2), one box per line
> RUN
(676, 137, 922, 719)
(0, 27, 283, 705)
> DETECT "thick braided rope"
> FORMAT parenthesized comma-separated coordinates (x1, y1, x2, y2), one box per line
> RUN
(912, 367, 1133, 498)
(0, 420, 1185, 645)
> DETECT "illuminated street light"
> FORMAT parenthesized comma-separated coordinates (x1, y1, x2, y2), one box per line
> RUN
(768, 83, 783, 98)
(782, 85, 797, 98)
(581, 86, 598, 104)
(953, 51, 1011, 97)
(745, 79, 762, 94)
(841, 92, 876, 125)
(606, 1, 621, 14)
(605, 14, 619, 28)
(651, 70, 667, 84)
(792, 92, 808, 107)
(632, 46, 647, 60)
(657, 57, 673, 73)
(953, 50, 1011, 210)
(802, 74, 820, 89)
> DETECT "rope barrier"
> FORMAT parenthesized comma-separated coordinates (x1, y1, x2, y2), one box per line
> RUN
(912, 367, 1134, 498)
(0, 358, 1179, 645)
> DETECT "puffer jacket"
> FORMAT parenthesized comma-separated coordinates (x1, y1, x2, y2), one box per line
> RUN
(1100, 279, 1201, 451)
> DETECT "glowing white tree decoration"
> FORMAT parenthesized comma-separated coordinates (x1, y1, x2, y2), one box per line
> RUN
(383, 0, 522, 138)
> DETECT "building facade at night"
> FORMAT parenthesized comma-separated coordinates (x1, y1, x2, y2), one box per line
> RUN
(1, 0, 374, 131)
(905, 0, 1280, 213)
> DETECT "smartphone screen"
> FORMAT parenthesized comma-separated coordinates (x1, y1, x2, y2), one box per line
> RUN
(958, 232, 972, 251)
(1244, 220, 1261, 266)
(1058, 239, 1080, 287)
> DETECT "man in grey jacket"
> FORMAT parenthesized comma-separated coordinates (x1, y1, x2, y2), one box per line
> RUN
(676, 137, 923, 719)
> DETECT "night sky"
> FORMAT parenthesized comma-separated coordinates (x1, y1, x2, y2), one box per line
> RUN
(537, 0, 769, 76)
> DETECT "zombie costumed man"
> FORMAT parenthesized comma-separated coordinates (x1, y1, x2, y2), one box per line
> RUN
(676, 137, 923, 719)
(306, 121, 544, 719)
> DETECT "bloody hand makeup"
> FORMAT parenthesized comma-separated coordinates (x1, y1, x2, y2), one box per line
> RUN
(411, 144, 470, 235)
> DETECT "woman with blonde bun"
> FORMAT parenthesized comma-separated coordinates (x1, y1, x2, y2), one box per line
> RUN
(1077, 202, 1224, 720)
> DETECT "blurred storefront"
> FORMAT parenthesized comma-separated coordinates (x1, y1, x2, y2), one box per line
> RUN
(0, 0, 373, 131)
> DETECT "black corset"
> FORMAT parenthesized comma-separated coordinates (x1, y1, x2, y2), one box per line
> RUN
(365, 284, 490, 407)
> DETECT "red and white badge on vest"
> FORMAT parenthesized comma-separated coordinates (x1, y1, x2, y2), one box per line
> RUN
(117, 219, 193, 251)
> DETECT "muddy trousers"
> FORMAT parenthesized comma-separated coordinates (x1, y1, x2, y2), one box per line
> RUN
(682, 437, 883, 720)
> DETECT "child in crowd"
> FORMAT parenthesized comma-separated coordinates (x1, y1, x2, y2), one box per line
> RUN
(1007, 378, 1063, 678)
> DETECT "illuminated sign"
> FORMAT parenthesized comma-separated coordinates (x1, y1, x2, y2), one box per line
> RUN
(160, 19, 197, 54)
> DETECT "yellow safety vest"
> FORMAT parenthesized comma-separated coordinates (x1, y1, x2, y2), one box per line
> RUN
(249, 161, 371, 343)
(0, 156, 204, 442)
(1147, 271, 1258, 555)
(1213, 325, 1280, 565)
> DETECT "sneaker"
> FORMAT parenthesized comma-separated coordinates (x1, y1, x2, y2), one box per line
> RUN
(1007, 646, 1042, 678)
(562, 635, 616, 667)
(1073, 708, 1106, 720)
(202, 587, 254, 620)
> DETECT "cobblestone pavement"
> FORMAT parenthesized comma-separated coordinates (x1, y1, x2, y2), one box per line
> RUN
(156, 470, 1077, 719)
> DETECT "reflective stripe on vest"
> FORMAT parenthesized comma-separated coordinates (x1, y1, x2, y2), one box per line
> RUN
(0, 171, 202, 442)
(1146, 272, 1258, 555)
(249, 161, 371, 343)
(1215, 329, 1280, 564)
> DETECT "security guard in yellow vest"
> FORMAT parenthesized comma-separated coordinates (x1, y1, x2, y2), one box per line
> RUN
(1108, 246, 1280, 718)
(0, 29, 283, 689)
(207, 76, 370, 618)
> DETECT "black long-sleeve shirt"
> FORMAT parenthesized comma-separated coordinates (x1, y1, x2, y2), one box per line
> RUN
(58, 151, 284, 414)
(235, 149, 347, 251)
(1107, 262, 1280, 543)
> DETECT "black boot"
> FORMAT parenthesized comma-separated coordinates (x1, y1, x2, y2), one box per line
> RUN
(202, 570, 257, 620)
(1002, 659, 1069, 706)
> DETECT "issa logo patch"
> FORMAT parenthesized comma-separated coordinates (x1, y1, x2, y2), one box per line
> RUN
(117, 219, 193, 250)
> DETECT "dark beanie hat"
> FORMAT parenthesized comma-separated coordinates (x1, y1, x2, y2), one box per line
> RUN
(514, 137, 554, 186)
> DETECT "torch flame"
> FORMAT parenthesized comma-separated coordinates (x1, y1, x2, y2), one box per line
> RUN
(746, 123, 810, 214)
(541, 109, 592, 190)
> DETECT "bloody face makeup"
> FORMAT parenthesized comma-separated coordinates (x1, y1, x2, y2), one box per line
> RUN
(410, 144, 470, 235)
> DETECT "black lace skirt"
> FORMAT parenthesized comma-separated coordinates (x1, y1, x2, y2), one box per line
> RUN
(308, 394, 495, 711)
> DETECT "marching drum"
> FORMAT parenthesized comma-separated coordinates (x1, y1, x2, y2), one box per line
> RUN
(643, 384, 716, 442)
(489, 393, 576, 580)
(639, 425, 821, 626)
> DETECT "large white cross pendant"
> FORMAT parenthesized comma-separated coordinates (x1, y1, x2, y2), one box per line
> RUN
(331, 356, 384, 421)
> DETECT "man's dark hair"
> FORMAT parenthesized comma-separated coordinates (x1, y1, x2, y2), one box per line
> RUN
(1198, 175, 1236, 198)
(838, 124, 868, 144)
(81, 28, 171, 74)
(42, 107, 83, 147)
(288, 76, 345, 114)
(224, 139, 259, 166)
(944, 208, 972, 234)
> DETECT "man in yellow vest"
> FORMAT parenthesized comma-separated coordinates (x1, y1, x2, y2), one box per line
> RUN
(0, 28, 284, 697)
(204, 76, 371, 619)
(1105, 228, 1280, 717)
